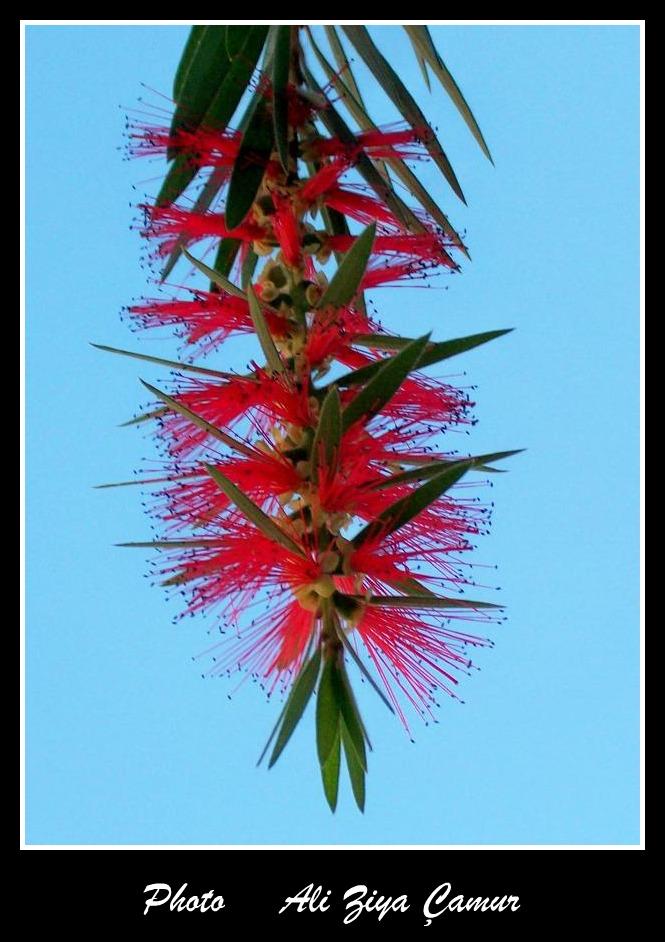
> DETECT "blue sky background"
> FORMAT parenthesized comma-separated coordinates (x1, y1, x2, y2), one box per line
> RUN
(26, 24, 640, 845)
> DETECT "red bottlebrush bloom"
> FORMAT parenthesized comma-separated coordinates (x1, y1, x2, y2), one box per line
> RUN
(128, 123, 241, 168)
(141, 204, 266, 256)
(352, 605, 492, 728)
(109, 28, 512, 812)
(307, 125, 429, 162)
(128, 289, 254, 349)
(271, 193, 302, 267)
(154, 370, 314, 457)
(322, 185, 402, 227)
(304, 306, 374, 368)
(155, 450, 304, 532)
(329, 231, 458, 269)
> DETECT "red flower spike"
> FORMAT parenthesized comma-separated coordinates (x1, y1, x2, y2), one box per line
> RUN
(111, 35, 512, 812)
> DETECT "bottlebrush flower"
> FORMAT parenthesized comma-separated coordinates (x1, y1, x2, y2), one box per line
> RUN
(105, 25, 515, 813)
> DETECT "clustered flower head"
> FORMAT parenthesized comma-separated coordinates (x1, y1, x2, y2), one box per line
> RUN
(104, 25, 515, 811)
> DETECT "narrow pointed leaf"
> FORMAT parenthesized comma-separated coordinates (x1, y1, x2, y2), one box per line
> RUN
(200, 26, 270, 138)
(305, 30, 461, 246)
(316, 658, 341, 767)
(95, 473, 190, 490)
(173, 26, 206, 100)
(164, 24, 267, 204)
(403, 25, 493, 163)
(155, 155, 198, 209)
(387, 577, 438, 597)
(302, 63, 425, 233)
(204, 464, 305, 557)
(247, 286, 283, 373)
(352, 594, 503, 610)
(183, 249, 246, 298)
(476, 464, 509, 473)
(342, 26, 466, 203)
(341, 334, 430, 432)
(339, 329, 513, 387)
(266, 649, 322, 768)
(369, 449, 523, 490)
(318, 192, 368, 317)
(210, 238, 241, 291)
(332, 665, 367, 771)
(119, 407, 166, 428)
(341, 722, 366, 812)
(381, 151, 463, 251)
(91, 343, 232, 379)
(241, 249, 258, 290)
(318, 222, 376, 310)
(168, 27, 229, 160)
(225, 93, 272, 230)
(354, 460, 473, 547)
(272, 26, 292, 171)
(324, 26, 366, 106)
(320, 729, 341, 813)
(140, 379, 254, 457)
(311, 385, 342, 484)
(225, 25, 249, 59)
(408, 34, 431, 91)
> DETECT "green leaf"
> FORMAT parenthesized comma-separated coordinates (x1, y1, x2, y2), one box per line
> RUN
(225, 93, 272, 230)
(173, 26, 206, 100)
(351, 593, 503, 610)
(272, 26, 292, 171)
(225, 25, 249, 59)
(386, 576, 438, 597)
(316, 657, 341, 766)
(95, 473, 187, 490)
(342, 26, 466, 203)
(402, 25, 493, 163)
(168, 27, 229, 160)
(354, 460, 473, 547)
(341, 722, 366, 812)
(476, 464, 508, 474)
(200, 27, 269, 138)
(241, 249, 258, 290)
(210, 238, 241, 291)
(369, 449, 524, 490)
(164, 23, 269, 212)
(320, 729, 341, 813)
(265, 649, 322, 768)
(140, 379, 254, 458)
(324, 26, 366, 106)
(332, 665, 367, 771)
(311, 385, 342, 484)
(155, 155, 198, 209)
(90, 343, 232, 379)
(183, 248, 246, 298)
(339, 329, 513, 388)
(301, 63, 425, 233)
(381, 152, 462, 253)
(407, 33, 431, 91)
(204, 464, 305, 557)
(341, 334, 430, 432)
(247, 286, 283, 373)
(318, 222, 376, 310)
(118, 407, 166, 428)
(304, 30, 462, 246)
